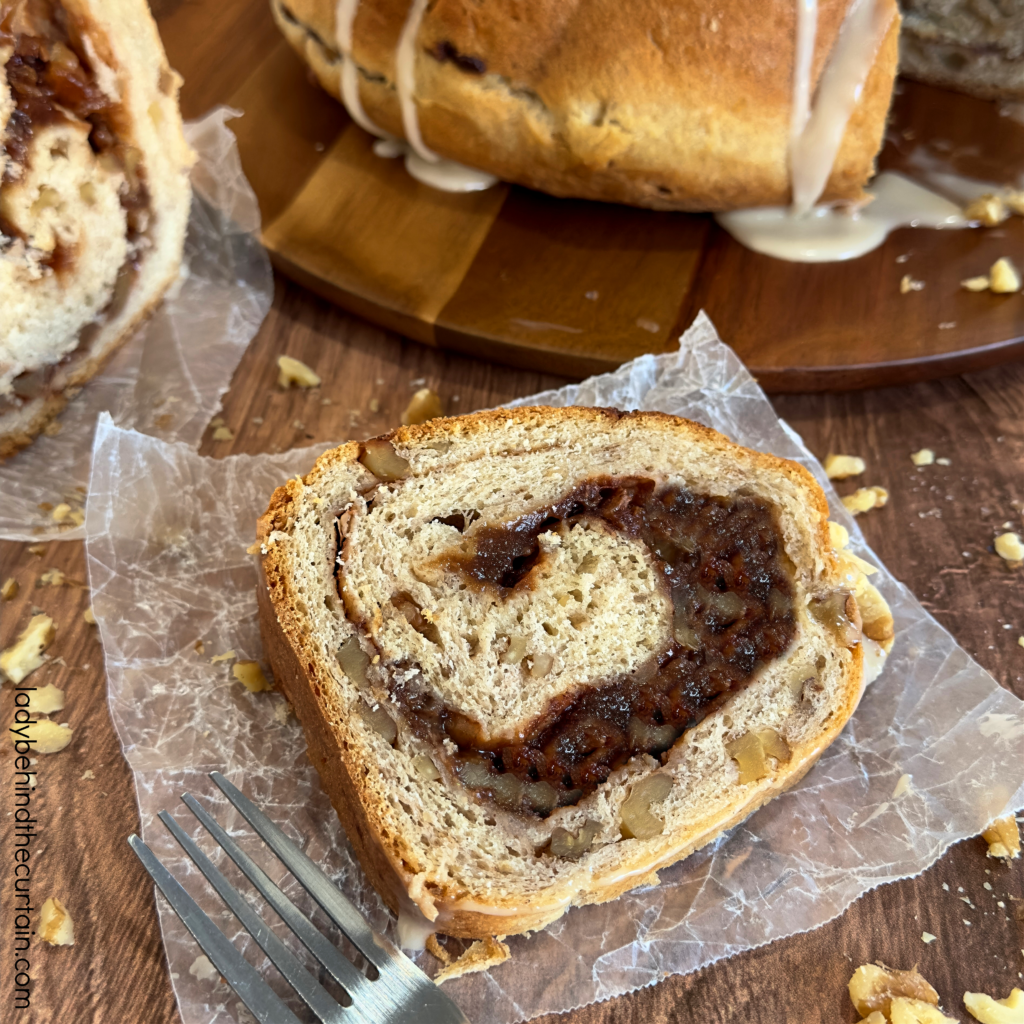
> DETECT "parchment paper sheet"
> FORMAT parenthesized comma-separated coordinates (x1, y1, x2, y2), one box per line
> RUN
(85, 314, 1024, 1024)
(0, 107, 271, 542)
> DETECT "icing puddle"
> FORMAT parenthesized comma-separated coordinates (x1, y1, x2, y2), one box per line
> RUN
(716, 171, 968, 263)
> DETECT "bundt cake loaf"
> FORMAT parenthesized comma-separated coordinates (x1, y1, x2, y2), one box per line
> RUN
(0, 0, 194, 459)
(270, 0, 902, 212)
(256, 407, 894, 940)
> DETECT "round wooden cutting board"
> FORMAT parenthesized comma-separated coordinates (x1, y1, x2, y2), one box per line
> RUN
(225, 42, 1024, 390)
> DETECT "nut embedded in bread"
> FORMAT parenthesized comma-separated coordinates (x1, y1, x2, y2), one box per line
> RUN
(256, 407, 893, 940)
(0, 0, 194, 459)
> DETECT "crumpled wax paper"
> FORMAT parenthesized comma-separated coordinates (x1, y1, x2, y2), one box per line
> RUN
(0, 107, 271, 542)
(85, 313, 1024, 1024)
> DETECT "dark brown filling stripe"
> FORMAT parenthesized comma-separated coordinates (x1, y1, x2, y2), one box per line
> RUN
(345, 476, 798, 818)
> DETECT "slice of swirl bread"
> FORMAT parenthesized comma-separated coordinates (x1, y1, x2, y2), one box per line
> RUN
(256, 407, 893, 941)
(0, 0, 194, 459)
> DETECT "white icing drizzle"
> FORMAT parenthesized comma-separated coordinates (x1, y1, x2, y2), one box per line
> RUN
(404, 151, 498, 192)
(717, 171, 967, 262)
(334, 0, 394, 139)
(790, 0, 818, 148)
(790, 0, 895, 214)
(396, 907, 436, 950)
(396, 0, 441, 163)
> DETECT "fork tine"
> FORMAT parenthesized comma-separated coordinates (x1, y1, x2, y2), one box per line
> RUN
(210, 772, 472, 1024)
(210, 771, 399, 974)
(158, 810, 364, 1024)
(180, 793, 383, 1011)
(127, 834, 303, 1024)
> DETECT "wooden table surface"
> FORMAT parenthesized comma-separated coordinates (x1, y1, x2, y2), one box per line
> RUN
(1, 1, 1023, 1021)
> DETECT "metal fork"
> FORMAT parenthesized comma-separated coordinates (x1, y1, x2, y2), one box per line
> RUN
(128, 771, 471, 1024)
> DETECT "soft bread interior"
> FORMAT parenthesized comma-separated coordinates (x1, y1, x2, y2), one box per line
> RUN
(259, 408, 884, 938)
(0, 0, 193, 458)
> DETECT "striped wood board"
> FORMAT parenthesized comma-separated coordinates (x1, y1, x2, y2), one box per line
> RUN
(227, 42, 1024, 390)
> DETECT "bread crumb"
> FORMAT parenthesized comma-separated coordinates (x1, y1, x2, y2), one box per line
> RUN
(272, 700, 293, 725)
(911, 449, 935, 466)
(194, 640, 205, 655)
(964, 194, 1010, 226)
(426, 933, 452, 965)
(982, 816, 1021, 860)
(28, 684, 64, 715)
(995, 533, 1024, 562)
(83, 606, 96, 625)
(277, 355, 321, 389)
(961, 275, 991, 292)
(81, 769, 95, 780)
(990, 258, 1022, 294)
(963, 988, 1024, 1024)
(42, 420, 62, 437)
(368, 398, 380, 413)
(246, 541, 260, 555)
(401, 388, 444, 426)
(824, 454, 866, 479)
(1, 577, 18, 600)
(900, 275, 925, 294)
(210, 649, 236, 664)
(922, 932, 936, 944)
(39, 568, 66, 587)
(0, 614, 56, 683)
(212, 426, 234, 441)
(936, 457, 950, 466)
(233, 660, 272, 692)
(39, 897, 74, 945)
(434, 936, 510, 984)
(892, 773, 912, 798)
(189, 954, 219, 981)
(843, 487, 888, 516)
(27, 544, 46, 556)
(1018, 636, 1024, 649)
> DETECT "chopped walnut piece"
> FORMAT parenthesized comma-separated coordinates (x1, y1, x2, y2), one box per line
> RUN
(990, 258, 1022, 294)
(83, 607, 96, 625)
(900, 275, 925, 294)
(829, 521, 850, 549)
(39, 897, 75, 946)
(1, 577, 17, 600)
(277, 355, 321, 389)
(963, 987, 1024, 1024)
(0, 614, 55, 683)
(849, 963, 940, 1018)
(911, 449, 935, 466)
(620, 773, 673, 839)
(15, 719, 73, 753)
(889, 997, 959, 1023)
(359, 439, 410, 481)
(824, 454, 866, 480)
(961, 275, 991, 292)
(401, 388, 444, 426)
(232, 661, 272, 693)
(39, 568, 66, 587)
(28, 684, 65, 715)
(982, 815, 1021, 860)
(210, 649, 236, 664)
(964, 194, 1010, 226)
(51, 503, 72, 522)
(212, 426, 234, 441)
(843, 487, 887, 516)
(995, 533, 1024, 563)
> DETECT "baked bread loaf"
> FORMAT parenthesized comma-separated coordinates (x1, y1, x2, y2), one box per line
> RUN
(898, 0, 1024, 101)
(0, 0, 194, 459)
(270, 0, 901, 212)
(256, 407, 894, 941)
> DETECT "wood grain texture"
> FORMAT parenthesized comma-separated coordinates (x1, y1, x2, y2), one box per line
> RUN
(227, 26, 1024, 390)
(1, 1, 1023, 1022)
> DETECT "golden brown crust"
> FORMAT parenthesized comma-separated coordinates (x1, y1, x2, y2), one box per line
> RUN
(273, 0, 900, 212)
(256, 407, 860, 938)
(0, 273, 177, 461)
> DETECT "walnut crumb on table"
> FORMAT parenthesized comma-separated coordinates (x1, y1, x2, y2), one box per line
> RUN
(277, 354, 321, 389)
(39, 898, 74, 946)
(824, 454, 866, 479)
(842, 487, 889, 515)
